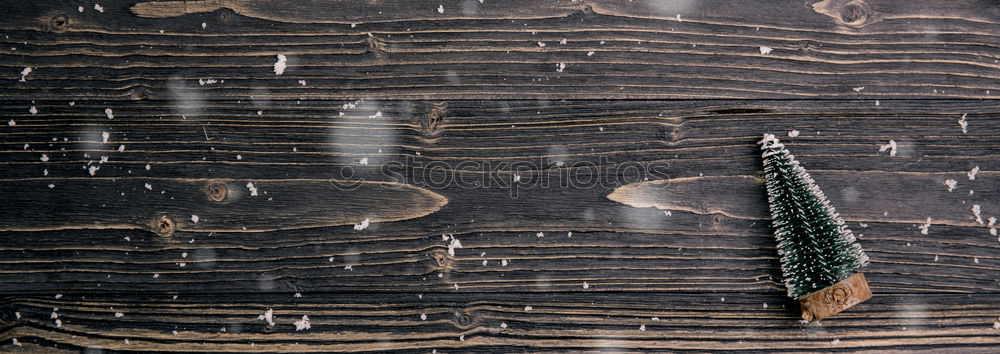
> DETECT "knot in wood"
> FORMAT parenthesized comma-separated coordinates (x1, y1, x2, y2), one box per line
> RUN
(207, 181, 229, 202)
(454, 310, 475, 327)
(48, 14, 70, 32)
(128, 86, 151, 101)
(427, 249, 454, 272)
(840, 1, 871, 25)
(152, 215, 176, 237)
(420, 102, 447, 136)
(0, 309, 15, 323)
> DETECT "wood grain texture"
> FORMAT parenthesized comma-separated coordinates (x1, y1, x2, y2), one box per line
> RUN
(2, 0, 1000, 99)
(2, 292, 999, 352)
(0, 100, 997, 296)
(3, 0, 1000, 351)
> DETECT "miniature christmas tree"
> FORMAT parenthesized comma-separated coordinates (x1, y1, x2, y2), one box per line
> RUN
(758, 133, 871, 322)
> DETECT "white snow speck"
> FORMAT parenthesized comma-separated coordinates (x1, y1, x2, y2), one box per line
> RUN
(676, 14, 682, 21)
(48, 184, 55, 189)
(28, 105, 37, 114)
(201, 22, 207, 29)
(246, 182, 259, 196)
(968, 166, 980, 180)
(958, 113, 968, 134)
(257, 308, 275, 326)
(190, 215, 200, 223)
(55, 319, 62, 328)
(144, 183, 152, 190)
(114, 312, 124, 318)
(55, 294, 62, 299)
(878, 139, 897, 157)
(972, 205, 983, 224)
(651, 317, 660, 321)
(832, 339, 841, 345)
(18, 67, 32, 82)
(787, 130, 799, 138)
(11, 338, 20, 347)
(274, 54, 288, 75)
(524, 305, 532, 312)
(762, 303, 768, 308)
(88, 165, 100, 176)
(537, 41, 546, 47)
(145, 163, 151, 171)
(513, 174, 521, 182)
(639, 324, 646, 331)
(94, 4, 104, 13)
(500, 322, 508, 328)
(298, 80, 307, 86)
(369, 111, 383, 118)
(420, 313, 427, 320)
(993, 319, 1000, 329)
(294, 292, 302, 298)
(102, 131, 110, 144)
(587, 51, 595, 56)
(875, 100, 880, 106)
(446, 235, 463, 256)
(536, 232, 544, 238)
(501, 259, 508, 266)
(293, 315, 311, 331)
(582, 281, 589, 289)
(437, 4, 444, 13)
(944, 179, 958, 192)
(118, 144, 125, 153)
(853, 86, 865, 92)
(919, 217, 931, 235)
(759, 46, 772, 55)
(153, 273, 159, 278)
(354, 218, 370, 231)
(7, 119, 14, 126)
(556, 63, 566, 72)
(663, 210, 672, 216)
(181, 252, 188, 258)
(105, 108, 114, 119)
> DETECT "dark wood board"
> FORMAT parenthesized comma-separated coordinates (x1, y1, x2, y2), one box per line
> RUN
(2, 0, 999, 100)
(2, 0, 1000, 352)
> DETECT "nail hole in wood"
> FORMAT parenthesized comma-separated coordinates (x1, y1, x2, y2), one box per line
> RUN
(49, 15, 69, 32)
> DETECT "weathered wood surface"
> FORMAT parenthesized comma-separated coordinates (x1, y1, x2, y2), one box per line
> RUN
(3, 0, 1000, 100)
(2, 0, 1000, 352)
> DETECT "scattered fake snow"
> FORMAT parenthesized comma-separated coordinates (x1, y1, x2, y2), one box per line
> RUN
(94, 4, 104, 12)
(88, 165, 100, 176)
(919, 217, 932, 235)
(191, 215, 199, 224)
(118, 144, 125, 152)
(759, 46, 772, 55)
(958, 113, 968, 134)
(7, 120, 13, 126)
(105, 108, 114, 119)
(878, 139, 897, 157)
(246, 182, 259, 196)
(28, 105, 37, 114)
(639, 324, 646, 331)
(556, 63, 566, 72)
(420, 313, 427, 320)
(524, 305, 532, 312)
(787, 130, 799, 138)
(274, 55, 287, 75)
(294, 315, 311, 331)
(19, 67, 32, 81)
(102, 131, 110, 144)
(437, 5, 444, 13)
(115, 312, 124, 318)
(582, 281, 589, 289)
(944, 179, 958, 192)
(972, 205, 983, 224)
(354, 218, 370, 231)
(258, 308, 275, 326)
(446, 235, 462, 256)
(40, 154, 49, 162)
(968, 166, 980, 180)
(513, 174, 521, 182)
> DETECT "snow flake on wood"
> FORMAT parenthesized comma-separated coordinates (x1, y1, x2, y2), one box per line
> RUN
(958, 113, 968, 133)
(972, 205, 984, 224)
(582, 281, 589, 289)
(437, 5, 444, 13)
(118, 144, 125, 153)
(274, 55, 288, 75)
(88, 165, 100, 176)
(787, 130, 799, 138)
(944, 179, 958, 192)
(94, 4, 104, 12)
(919, 217, 932, 235)
(878, 139, 897, 157)
(105, 108, 114, 119)
(446, 234, 463, 256)
(114, 312, 124, 318)
(28, 105, 37, 114)
(190, 215, 199, 223)
(967, 166, 980, 180)
(7, 119, 14, 126)
(420, 313, 427, 320)
(257, 308, 275, 326)
(759, 46, 772, 55)
(102, 131, 110, 144)
(639, 324, 646, 331)
(556, 63, 566, 72)
(246, 182, 259, 196)
(293, 315, 311, 331)
(354, 218, 370, 231)
(19, 67, 32, 82)
(40, 154, 49, 162)
(524, 305, 533, 312)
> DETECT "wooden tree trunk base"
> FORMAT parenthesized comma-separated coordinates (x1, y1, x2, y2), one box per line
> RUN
(798, 272, 872, 323)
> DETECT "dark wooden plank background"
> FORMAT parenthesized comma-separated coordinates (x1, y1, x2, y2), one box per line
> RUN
(1, 0, 999, 352)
